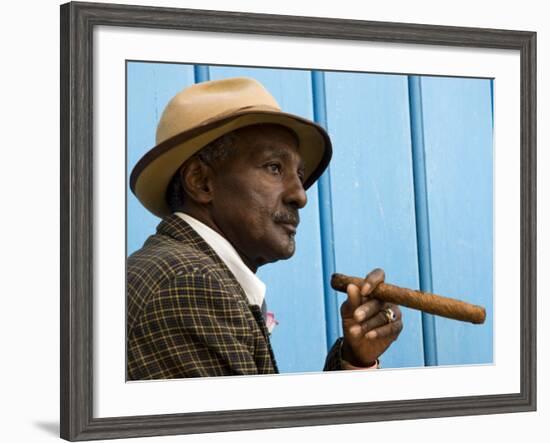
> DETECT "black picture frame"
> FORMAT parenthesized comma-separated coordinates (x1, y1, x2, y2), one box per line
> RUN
(60, 1, 537, 440)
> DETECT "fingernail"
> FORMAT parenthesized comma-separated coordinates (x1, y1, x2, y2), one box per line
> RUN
(354, 310, 366, 322)
(350, 325, 362, 337)
(366, 330, 377, 339)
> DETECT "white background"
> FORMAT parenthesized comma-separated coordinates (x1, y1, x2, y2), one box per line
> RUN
(0, 0, 546, 442)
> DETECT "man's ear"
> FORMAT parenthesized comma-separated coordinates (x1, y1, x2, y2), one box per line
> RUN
(180, 157, 214, 205)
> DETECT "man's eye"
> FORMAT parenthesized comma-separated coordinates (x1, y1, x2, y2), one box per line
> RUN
(266, 163, 282, 174)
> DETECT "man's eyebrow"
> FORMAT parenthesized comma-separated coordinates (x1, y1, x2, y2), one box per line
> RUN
(257, 145, 305, 168)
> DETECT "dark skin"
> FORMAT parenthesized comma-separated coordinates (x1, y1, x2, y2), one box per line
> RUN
(341, 269, 403, 366)
(178, 123, 403, 367)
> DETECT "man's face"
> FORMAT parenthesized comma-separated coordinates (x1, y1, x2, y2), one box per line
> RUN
(209, 124, 307, 271)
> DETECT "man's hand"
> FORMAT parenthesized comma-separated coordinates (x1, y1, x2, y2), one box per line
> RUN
(340, 268, 403, 367)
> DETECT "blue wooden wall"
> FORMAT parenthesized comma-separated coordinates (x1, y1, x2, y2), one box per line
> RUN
(126, 61, 494, 373)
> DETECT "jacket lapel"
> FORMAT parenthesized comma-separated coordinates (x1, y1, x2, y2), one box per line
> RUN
(156, 214, 226, 266)
(155, 214, 278, 372)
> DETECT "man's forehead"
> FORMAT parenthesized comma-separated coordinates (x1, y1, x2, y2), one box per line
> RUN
(241, 139, 304, 167)
(257, 143, 303, 161)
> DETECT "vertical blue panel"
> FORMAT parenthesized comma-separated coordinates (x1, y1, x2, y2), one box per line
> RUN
(209, 66, 327, 373)
(490, 79, 494, 128)
(408, 76, 438, 366)
(421, 76, 494, 365)
(325, 72, 425, 368)
(127, 62, 195, 255)
(311, 71, 341, 350)
(194, 65, 210, 83)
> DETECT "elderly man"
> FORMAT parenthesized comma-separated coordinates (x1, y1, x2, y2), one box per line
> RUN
(127, 77, 403, 379)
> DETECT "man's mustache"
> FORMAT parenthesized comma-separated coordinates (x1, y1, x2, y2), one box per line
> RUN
(273, 210, 300, 227)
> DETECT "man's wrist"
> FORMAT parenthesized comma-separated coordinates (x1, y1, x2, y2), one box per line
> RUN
(340, 339, 379, 369)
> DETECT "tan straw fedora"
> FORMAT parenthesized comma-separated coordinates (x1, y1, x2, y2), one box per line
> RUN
(130, 76, 332, 217)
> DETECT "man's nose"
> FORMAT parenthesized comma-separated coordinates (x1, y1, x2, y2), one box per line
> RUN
(283, 173, 307, 209)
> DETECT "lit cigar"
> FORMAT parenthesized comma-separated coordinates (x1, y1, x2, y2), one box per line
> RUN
(331, 273, 486, 324)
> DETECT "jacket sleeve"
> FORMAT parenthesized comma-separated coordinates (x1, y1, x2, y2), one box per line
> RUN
(127, 272, 261, 379)
(324, 338, 380, 371)
(323, 337, 346, 370)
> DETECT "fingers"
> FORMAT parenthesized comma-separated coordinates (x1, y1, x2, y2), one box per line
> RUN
(353, 299, 384, 322)
(364, 318, 403, 340)
(359, 309, 392, 332)
(345, 283, 362, 312)
(343, 268, 386, 315)
(347, 314, 403, 341)
(360, 268, 385, 297)
(357, 304, 402, 336)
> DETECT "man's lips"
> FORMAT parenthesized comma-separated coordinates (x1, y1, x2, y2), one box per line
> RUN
(273, 210, 299, 235)
(278, 222, 297, 235)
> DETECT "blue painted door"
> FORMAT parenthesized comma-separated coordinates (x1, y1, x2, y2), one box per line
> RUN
(419, 76, 494, 365)
(126, 61, 493, 373)
(126, 62, 195, 255)
(324, 71, 425, 368)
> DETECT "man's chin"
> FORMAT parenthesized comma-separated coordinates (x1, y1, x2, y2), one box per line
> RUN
(276, 239, 296, 260)
(264, 240, 296, 264)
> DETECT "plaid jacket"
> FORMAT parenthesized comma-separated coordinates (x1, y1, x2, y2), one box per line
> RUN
(127, 214, 344, 379)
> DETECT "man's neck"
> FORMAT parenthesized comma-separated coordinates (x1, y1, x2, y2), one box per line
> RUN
(178, 207, 259, 273)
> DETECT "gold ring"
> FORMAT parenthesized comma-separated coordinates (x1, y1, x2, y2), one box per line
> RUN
(382, 307, 397, 323)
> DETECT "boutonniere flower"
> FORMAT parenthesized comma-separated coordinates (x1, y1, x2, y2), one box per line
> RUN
(265, 311, 279, 334)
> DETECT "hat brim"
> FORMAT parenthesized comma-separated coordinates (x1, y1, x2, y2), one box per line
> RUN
(130, 108, 332, 218)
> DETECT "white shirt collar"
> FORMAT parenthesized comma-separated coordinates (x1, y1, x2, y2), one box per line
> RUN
(174, 212, 266, 307)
